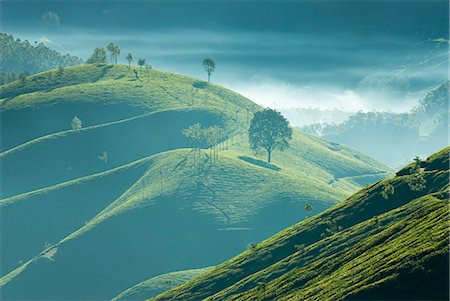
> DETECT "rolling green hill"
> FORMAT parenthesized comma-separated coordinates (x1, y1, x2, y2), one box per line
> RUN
(0, 64, 392, 300)
(151, 147, 449, 301)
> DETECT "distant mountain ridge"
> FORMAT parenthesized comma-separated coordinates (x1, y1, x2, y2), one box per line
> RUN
(303, 81, 449, 167)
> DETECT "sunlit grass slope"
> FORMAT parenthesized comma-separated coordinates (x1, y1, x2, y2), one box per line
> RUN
(0, 64, 390, 197)
(0, 64, 258, 150)
(151, 147, 449, 301)
(0, 149, 343, 299)
(112, 267, 214, 301)
(0, 64, 393, 300)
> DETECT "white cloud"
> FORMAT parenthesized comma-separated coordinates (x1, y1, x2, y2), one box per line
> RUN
(223, 75, 371, 112)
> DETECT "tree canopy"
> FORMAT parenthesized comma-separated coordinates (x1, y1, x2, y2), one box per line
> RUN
(86, 47, 108, 64)
(202, 58, 215, 82)
(248, 108, 292, 163)
(107, 43, 121, 64)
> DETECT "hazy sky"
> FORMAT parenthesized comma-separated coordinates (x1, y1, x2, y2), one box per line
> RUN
(1, 0, 448, 112)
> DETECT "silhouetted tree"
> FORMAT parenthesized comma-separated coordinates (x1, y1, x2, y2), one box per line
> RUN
(126, 53, 133, 67)
(138, 58, 146, 69)
(202, 58, 215, 82)
(248, 108, 292, 163)
(86, 47, 108, 64)
(304, 203, 313, 217)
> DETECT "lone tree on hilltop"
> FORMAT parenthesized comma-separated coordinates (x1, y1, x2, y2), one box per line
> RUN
(248, 108, 292, 163)
(126, 53, 133, 67)
(86, 47, 108, 64)
(202, 58, 215, 82)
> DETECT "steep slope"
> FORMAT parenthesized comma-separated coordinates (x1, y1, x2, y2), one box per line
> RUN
(0, 64, 392, 300)
(152, 147, 449, 301)
(0, 149, 343, 300)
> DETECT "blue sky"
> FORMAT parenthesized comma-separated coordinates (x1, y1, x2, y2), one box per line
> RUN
(1, 0, 448, 112)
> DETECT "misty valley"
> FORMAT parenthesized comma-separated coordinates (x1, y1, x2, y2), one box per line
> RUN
(0, 1, 449, 301)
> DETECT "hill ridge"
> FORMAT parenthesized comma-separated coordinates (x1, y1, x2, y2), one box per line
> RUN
(150, 146, 449, 301)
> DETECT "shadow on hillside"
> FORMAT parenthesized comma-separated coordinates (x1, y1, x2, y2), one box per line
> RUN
(192, 81, 208, 89)
(238, 156, 281, 171)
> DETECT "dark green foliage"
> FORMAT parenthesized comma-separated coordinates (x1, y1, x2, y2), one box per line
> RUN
(126, 53, 133, 67)
(381, 182, 395, 199)
(138, 58, 146, 68)
(202, 58, 215, 82)
(248, 108, 292, 162)
(86, 47, 108, 64)
(0, 33, 82, 74)
(407, 156, 426, 191)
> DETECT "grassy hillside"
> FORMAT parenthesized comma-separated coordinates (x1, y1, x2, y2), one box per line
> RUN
(0, 64, 392, 300)
(112, 267, 214, 301)
(152, 147, 449, 301)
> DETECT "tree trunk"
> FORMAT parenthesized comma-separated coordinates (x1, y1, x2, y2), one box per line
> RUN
(208, 73, 210, 82)
(267, 150, 271, 163)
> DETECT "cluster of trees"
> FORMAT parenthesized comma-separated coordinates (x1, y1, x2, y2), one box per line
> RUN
(86, 44, 151, 72)
(0, 33, 82, 85)
(183, 108, 293, 164)
(182, 123, 224, 161)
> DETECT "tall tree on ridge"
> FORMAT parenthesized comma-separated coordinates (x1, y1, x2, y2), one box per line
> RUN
(202, 58, 215, 83)
(248, 108, 292, 163)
